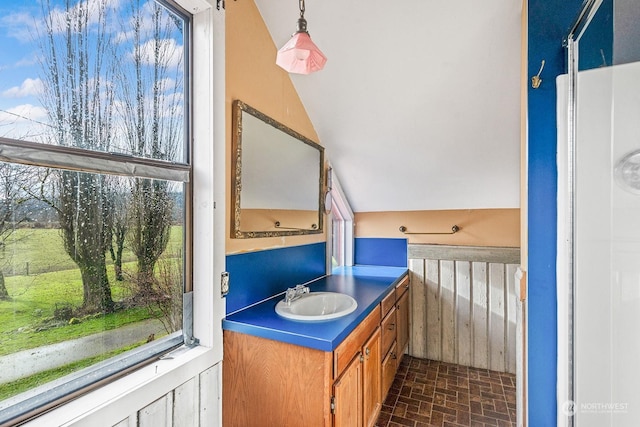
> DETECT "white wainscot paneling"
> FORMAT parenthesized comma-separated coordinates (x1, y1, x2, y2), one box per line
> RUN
(408, 245, 520, 374)
(24, 348, 221, 427)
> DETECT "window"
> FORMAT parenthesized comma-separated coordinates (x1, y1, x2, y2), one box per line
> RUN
(327, 168, 354, 268)
(0, 0, 191, 423)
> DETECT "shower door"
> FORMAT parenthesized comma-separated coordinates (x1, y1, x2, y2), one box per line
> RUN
(559, 1, 640, 426)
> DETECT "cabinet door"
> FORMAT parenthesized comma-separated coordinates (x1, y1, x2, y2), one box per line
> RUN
(381, 341, 398, 398)
(333, 354, 362, 427)
(396, 289, 410, 357)
(380, 306, 396, 357)
(362, 328, 381, 427)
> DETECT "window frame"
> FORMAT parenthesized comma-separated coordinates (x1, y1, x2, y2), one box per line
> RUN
(0, 0, 196, 423)
(327, 167, 354, 269)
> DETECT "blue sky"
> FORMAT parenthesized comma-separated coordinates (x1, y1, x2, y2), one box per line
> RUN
(0, 0, 185, 145)
(0, 1, 47, 140)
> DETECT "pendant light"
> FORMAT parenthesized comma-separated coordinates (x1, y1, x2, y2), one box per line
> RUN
(276, 0, 326, 75)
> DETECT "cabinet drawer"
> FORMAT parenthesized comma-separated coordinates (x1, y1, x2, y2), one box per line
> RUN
(381, 341, 398, 397)
(395, 275, 410, 299)
(334, 308, 380, 379)
(380, 289, 396, 319)
(380, 307, 396, 357)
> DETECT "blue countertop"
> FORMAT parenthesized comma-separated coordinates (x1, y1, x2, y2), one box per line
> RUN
(222, 266, 408, 352)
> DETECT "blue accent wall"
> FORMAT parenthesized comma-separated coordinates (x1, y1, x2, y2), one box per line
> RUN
(528, 1, 611, 424)
(354, 238, 407, 267)
(528, 2, 576, 423)
(225, 242, 326, 314)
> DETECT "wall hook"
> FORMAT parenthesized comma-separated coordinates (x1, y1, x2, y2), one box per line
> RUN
(531, 60, 545, 89)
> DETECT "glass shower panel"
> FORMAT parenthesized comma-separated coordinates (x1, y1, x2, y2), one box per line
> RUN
(573, 47, 640, 427)
(561, 1, 640, 425)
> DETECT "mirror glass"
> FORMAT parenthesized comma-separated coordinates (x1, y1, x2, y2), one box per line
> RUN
(231, 100, 324, 238)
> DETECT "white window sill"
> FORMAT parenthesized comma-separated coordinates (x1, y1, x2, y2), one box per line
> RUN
(22, 346, 217, 427)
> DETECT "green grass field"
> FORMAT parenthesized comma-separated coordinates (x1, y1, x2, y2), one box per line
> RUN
(0, 227, 184, 398)
(2, 227, 182, 276)
(0, 226, 183, 355)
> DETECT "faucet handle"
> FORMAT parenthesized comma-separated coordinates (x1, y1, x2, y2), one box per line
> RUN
(285, 288, 297, 303)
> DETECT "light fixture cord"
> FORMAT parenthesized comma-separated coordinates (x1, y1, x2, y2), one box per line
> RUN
(299, 0, 305, 18)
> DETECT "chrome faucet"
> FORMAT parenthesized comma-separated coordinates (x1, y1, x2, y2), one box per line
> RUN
(284, 284, 310, 305)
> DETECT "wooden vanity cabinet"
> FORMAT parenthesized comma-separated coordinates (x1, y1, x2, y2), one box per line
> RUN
(361, 329, 381, 427)
(381, 341, 398, 397)
(380, 275, 410, 398)
(223, 275, 409, 427)
(223, 330, 334, 427)
(332, 308, 381, 427)
(333, 355, 362, 427)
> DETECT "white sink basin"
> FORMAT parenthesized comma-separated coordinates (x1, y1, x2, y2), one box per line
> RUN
(275, 292, 358, 321)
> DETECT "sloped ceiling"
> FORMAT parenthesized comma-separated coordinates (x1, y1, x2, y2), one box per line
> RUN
(254, 0, 522, 212)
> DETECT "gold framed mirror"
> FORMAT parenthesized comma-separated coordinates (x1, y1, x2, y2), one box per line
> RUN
(231, 100, 324, 238)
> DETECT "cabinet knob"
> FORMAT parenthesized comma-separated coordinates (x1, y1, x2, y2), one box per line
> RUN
(365, 347, 371, 356)
(391, 352, 397, 360)
(388, 323, 395, 330)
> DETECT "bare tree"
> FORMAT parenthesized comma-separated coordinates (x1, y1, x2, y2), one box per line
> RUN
(0, 164, 32, 299)
(106, 177, 130, 282)
(37, 0, 116, 312)
(142, 256, 183, 334)
(117, 0, 183, 295)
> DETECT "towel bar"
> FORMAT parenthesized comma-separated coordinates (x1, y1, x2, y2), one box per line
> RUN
(399, 225, 460, 235)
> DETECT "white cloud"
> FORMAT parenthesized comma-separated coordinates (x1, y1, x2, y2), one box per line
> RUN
(133, 38, 183, 69)
(0, 104, 48, 141)
(2, 78, 44, 98)
(0, 12, 37, 42)
(0, 104, 48, 124)
(46, 0, 122, 35)
(114, 30, 134, 44)
(0, 103, 49, 140)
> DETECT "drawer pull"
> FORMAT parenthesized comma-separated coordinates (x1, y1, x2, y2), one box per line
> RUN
(387, 323, 395, 330)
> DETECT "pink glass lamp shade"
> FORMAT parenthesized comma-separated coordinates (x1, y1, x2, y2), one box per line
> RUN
(276, 16, 326, 75)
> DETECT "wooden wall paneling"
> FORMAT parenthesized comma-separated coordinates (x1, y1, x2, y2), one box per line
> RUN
(408, 259, 427, 358)
(471, 262, 489, 370)
(113, 418, 131, 427)
(408, 244, 520, 374)
(199, 364, 220, 425)
(506, 263, 519, 374)
(440, 260, 456, 364)
(409, 245, 520, 264)
(173, 377, 198, 427)
(61, 361, 220, 427)
(488, 263, 506, 372)
(139, 393, 172, 427)
(425, 259, 441, 361)
(456, 261, 472, 368)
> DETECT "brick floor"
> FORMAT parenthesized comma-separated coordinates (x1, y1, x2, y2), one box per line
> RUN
(375, 356, 517, 427)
